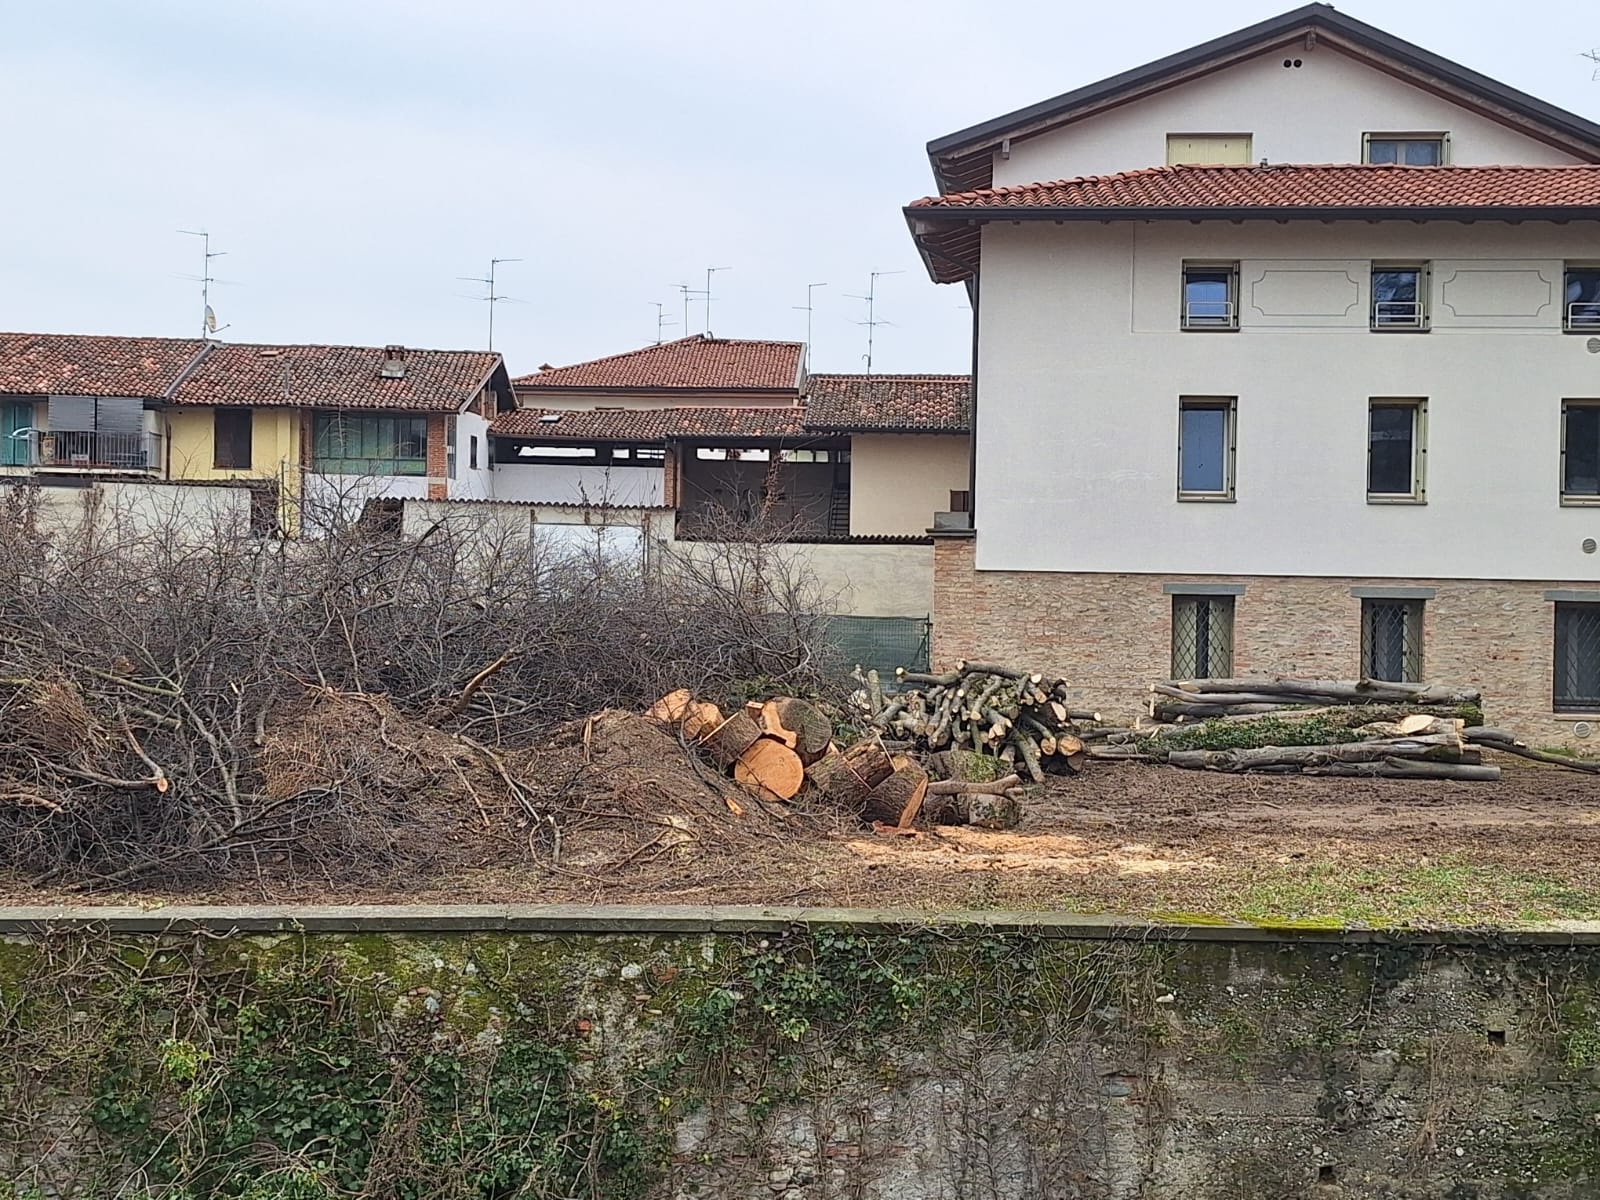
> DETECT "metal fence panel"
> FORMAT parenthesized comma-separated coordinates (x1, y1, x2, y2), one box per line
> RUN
(824, 615, 931, 676)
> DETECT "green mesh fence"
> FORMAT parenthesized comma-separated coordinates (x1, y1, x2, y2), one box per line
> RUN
(824, 615, 931, 676)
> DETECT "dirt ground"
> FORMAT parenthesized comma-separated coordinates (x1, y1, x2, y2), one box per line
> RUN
(9, 719, 1600, 926)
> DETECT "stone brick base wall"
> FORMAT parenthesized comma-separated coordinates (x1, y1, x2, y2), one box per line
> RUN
(933, 536, 1600, 745)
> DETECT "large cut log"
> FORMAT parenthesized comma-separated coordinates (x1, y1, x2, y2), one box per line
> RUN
(1165, 733, 1468, 773)
(805, 741, 895, 811)
(701, 711, 764, 766)
(1467, 736, 1600, 775)
(1356, 716, 1464, 740)
(679, 702, 723, 742)
(925, 789, 1024, 829)
(734, 738, 806, 801)
(1301, 759, 1501, 781)
(926, 773, 1023, 797)
(957, 661, 1038, 681)
(1168, 678, 1481, 706)
(646, 689, 694, 723)
(897, 667, 961, 688)
(764, 697, 834, 765)
(863, 764, 930, 827)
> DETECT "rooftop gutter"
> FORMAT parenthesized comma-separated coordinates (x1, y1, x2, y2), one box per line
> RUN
(907, 204, 1600, 224)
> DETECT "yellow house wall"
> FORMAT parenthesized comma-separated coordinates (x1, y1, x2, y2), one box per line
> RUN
(165, 407, 299, 484)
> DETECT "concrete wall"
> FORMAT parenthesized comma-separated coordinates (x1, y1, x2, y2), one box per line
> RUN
(491, 462, 666, 506)
(994, 43, 1584, 186)
(18, 478, 255, 541)
(850, 434, 969, 536)
(11, 910, 1600, 1198)
(449, 411, 495, 500)
(976, 220, 1600, 580)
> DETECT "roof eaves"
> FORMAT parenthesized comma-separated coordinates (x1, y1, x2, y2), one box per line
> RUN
(925, 4, 1600, 194)
(908, 203, 1600, 222)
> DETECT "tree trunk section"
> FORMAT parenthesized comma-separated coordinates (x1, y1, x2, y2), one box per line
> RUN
(734, 738, 805, 800)
(702, 711, 763, 766)
(805, 741, 895, 811)
(863, 764, 929, 827)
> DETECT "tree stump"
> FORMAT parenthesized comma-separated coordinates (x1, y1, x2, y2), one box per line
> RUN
(764, 697, 834, 765)
(701, 711, 763, 767)
(862, 764, 929, 827)
(733, 738, 805, 801)
(805, 742, 894, 811)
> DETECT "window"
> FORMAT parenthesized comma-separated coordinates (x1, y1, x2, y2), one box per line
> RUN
(1367, 399, 1426, 502)
(311, 413, 428, 475)
(1361, 599, 1423, 682)
(1371, 263, 1428, 330)
(213, 409, 253, 470)
(1172, 595, 1234, 678)
(469, 434, 479, 470)
(2, 401, 31, 468)
(1563, 401, 1600, 501)
(1555, 603, 1600, 711)
(1182, 263, 1238, 330)
(1166, 133, 1252, 166)
(1564, 265, 1600, 331)
(1178, 398, 1236, 500)
(1363, 134, 1445, 165)
(949, 489, 972, 513)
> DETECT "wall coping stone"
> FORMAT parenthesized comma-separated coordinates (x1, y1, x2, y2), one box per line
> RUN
(0, 904, 1598, 945)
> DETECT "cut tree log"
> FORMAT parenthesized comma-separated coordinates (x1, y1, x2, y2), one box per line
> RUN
(1301, 759, 1501, 781)
(863, 764, 929, 827)
(1168, 678, 1481, 706)
(926, 789, 1023, 829)
(1356, 716, 1464, 740)
(646, 689, 694, 723)
(733, 739, 806, 801)
(756, 701, 799, 748)
(679, 702, 723, 742)
(1467, 736, 1600, 775)
(1165, 733, 1467, 773)
(701, 711, 764, 766)
(765, 697, 834, 765)
(926, 773, 1023, 797)
(806, 741, 895, 811)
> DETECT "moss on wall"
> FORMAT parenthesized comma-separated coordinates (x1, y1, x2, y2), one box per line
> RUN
(3, 926, 1600, 1197)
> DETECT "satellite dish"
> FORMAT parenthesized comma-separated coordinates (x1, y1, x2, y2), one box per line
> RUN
(205, 304, 218, 333)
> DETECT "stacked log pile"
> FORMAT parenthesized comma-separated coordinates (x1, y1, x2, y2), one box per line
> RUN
(854, 661, 1095, 784)
(644, 690, 947, 829)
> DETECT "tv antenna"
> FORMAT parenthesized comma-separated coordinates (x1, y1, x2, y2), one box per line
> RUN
(703, 266, 731, 334)
(1586, 48, 1600, 80)
(458, 257, 522, 350)
(844, 270, 903, 375)
(178, 229, 231, 338)
(651, 301, 678, 345)
(674, 281, 706, 336)
(793, 281, 827, 355)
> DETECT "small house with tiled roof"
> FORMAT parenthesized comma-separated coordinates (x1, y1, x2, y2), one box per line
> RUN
(0, 331, 514, 527)
(905, 2, 1600, 744)
(491, 336, 971, 538)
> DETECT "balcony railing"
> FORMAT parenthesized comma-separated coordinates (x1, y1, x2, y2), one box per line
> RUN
(1373, 300, 1425, 329)
(5, 430, 163, 473)
(1568, 301, 1600, 330)
(1182, 299, 1236, 329)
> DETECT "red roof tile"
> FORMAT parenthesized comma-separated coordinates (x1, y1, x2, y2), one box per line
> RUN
(803, 374, 970, 433)
(0, 332, 205, 398)
(491, 406, 810, 442)
(0, 332, 504, 411)
(908, 163, 1600, 283)
(512, 335, 804, 392)
(173, 343, 503, 411)
(910, 163, 1600, 213)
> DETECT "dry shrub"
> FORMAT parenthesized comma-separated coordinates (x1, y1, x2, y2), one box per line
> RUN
(0, 482, 839, 890)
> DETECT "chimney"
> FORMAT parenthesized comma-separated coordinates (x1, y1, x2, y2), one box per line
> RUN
(380, 344, 407, 379)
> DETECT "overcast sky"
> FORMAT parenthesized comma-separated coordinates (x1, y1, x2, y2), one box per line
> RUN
(1, 1, 1596, 375)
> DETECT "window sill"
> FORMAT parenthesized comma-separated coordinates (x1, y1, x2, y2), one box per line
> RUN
(1560, 496, 1600, 507)
(1366, 495, 1426, 505)
(1563, 328, 1600, 335)
(1179, 326, 1240, 333)
(1369, 325, 1430, 334)
(1553, 711, 1600, 720)
(1177, 494, 1236, 503)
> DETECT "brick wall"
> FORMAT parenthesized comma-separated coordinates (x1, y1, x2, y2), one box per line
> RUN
(426, 413, 449, 500)
(933, 536, 1600, 745)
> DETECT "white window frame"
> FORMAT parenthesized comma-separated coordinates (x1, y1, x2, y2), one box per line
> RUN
(1361, 132, 1449, 165)
(1564, 264, 1600, 332)
(1181, 261, 1239, 331)
(1177, 396, 1237, 502)
(1370, 262, 1430, 331)
(1367, 398, 1427, 504)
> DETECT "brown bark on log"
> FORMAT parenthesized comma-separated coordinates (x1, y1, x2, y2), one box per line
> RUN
(1470, 739, 1600, 774)
(1168, 677, 1481, 705)
(863, 764, 929, 827)
(765, 697, 832, 765)
(926, 773, 1023, 797)
(734, 739, 805, 800)
(758, 700, 800, 748)
(1012, 733, 1045, 783)
(805, 741, 895, 811)
(702, 711, 763, 766)
(1165, 733, 1466, 773)
(897, 668, 961, 688)
(1301, 759, 1501, 781)
(968, 791, 1022, 830)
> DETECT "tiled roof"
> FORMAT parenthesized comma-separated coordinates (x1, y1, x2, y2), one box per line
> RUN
(512, 335, 804, 392)
(910, 163, 1600, 212)
(803, 374, 971, 433)
(908, 164, 1600, 283)
(173, 343, 502, 411)
(0, 332, 503, 411)
(0, 332, 205, 398)
(491, 406, 810, 441)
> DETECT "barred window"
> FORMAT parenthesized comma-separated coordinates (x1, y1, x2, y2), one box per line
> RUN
(1554, 603, 1600, 712)
(1361, 599, 1423, 683)
(1172, 594, 1234, 679)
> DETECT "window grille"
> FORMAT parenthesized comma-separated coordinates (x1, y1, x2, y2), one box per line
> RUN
(1172, 595, 1234, 678)
(1361, 599, 1423, 682)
